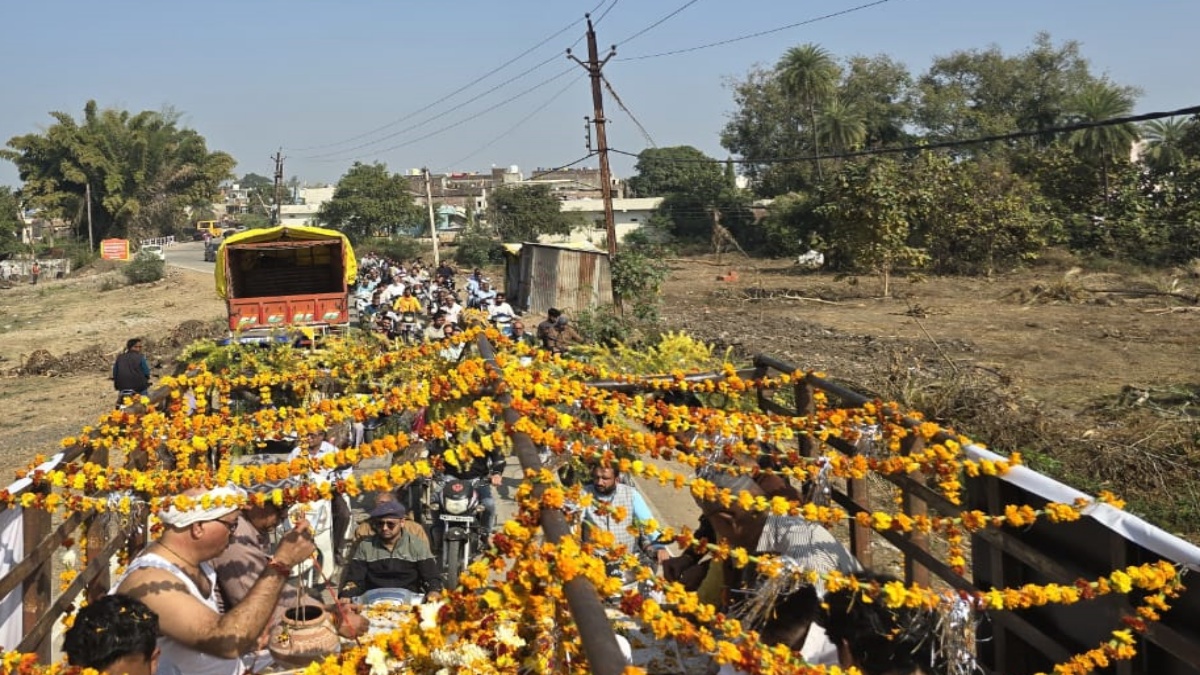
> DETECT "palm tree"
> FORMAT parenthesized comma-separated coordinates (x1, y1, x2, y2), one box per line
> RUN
(1140, 117, 1190, 174)
(1067, 82, 1138, 203)
(777, 44, 839, 180)
(819, 98, 867, 155)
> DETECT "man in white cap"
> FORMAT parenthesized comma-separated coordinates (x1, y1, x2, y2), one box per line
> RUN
(115, 485, 316, 675)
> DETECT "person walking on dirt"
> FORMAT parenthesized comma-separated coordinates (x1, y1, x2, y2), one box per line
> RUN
(30, 261, 40, 285)
(113, 338, 152, 402)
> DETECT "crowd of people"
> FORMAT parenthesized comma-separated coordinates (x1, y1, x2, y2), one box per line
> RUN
(352, 253, 585, 353)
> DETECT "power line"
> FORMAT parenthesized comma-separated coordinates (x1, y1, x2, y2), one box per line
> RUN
(301, 58, 570, 160)
(288, 1, 607, 153)
(313, 67, 579, 163)
(594, 0, 622, 25)
(600, 74, 656, 147)
(529, 152, 601, 181)
(436, 75, 587, 173)
(616, 0, 703, 47)
(611, 103, 1200, 165)
(618, 0, 901, 61)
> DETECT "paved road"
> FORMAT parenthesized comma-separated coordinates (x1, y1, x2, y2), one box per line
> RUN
(165, 240, 213, 274)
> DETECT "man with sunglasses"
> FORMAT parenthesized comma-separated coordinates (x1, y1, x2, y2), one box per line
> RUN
(115, 485, 316, 675)
(339, 501, 443, 602)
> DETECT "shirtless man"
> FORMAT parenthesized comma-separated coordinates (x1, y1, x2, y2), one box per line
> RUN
(114, 485, 316, 675)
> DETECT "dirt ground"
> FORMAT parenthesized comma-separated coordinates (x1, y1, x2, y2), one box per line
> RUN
(1, 253, 1197, 503)
(0, 265, 227, 476)
(657, 255, 1199, 409)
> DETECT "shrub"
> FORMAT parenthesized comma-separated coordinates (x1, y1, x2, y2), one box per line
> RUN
(453, 226, 504, 268)
(611, 249, 669, 321)
(122, 252, 165, 284)
(574, 304, 637, 347)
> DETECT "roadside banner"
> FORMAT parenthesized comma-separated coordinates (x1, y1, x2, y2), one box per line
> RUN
(101, 238, 130, 261)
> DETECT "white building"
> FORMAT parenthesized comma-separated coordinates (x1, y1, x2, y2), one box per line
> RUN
(546, 197, 663, 245)
(278, 186, 336, 227)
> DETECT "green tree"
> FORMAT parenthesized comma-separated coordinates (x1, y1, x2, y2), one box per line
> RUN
(1068, 81, 1139, 202)
(0, 186, 22, 256)
(487, 183, 582, 242)
(317, 162, 421, 243)
(838, 54, 916, 148)
(720, 66, 812, 195)
(2, 101, 235, 243)
(627, 146, 725, 200)
(1140, 117, 1191, 175)
(815, 156, 928, 296)
(917, 155, 1050, 275)
(778, 44, 839, 180)
(818, 98, 867, 155)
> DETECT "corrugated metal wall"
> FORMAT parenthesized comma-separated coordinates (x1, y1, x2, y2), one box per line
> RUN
(506, 244, 613, 316)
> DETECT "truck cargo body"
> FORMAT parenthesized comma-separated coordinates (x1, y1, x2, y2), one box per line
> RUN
(216, 226, 357, 333)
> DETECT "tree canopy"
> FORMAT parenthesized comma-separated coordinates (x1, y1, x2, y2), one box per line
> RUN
(717, 34, 1200, 269)
(487, 184, 582, 242)
(627, 146, 726, 200)
(0, 187, 22, 256)
(1, 101, 235, 243)
(317, 162, 421, 243)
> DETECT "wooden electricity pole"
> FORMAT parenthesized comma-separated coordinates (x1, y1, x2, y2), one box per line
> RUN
(271, 150, 285, 226)
(569, 15, 617, 257)
(424, 168, 440, 267)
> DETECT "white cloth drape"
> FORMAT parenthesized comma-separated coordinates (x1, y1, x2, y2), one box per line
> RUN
(0, 508, 25, 649)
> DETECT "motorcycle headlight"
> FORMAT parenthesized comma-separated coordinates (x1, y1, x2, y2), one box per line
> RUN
(445, 497, 470, 515)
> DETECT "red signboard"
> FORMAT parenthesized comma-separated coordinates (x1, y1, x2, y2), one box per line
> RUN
(101, 238, 129, 261)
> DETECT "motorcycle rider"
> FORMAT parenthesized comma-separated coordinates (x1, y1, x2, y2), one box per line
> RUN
(487, 292, 515, 320)
(340, 502, 443, 602)
(581, 462, 670, 574)
(435, 431, 505, 550)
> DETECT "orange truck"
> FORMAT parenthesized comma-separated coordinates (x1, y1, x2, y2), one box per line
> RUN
(214, 225, 357, 334)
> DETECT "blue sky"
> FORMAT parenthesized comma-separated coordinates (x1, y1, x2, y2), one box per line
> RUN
(1, 0, 1196, 188)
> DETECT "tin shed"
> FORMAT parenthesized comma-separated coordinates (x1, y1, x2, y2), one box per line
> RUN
(503, 242, 613, 316)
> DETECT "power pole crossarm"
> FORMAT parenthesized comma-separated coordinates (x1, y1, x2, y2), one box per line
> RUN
(568, 15, 618, 257)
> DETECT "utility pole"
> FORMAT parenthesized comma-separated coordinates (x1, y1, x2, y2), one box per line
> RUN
(568, 15, 617, 257)
(271, 150, 285, 226)
(424, 167, 440, 268)
(85, 182, 94, 251)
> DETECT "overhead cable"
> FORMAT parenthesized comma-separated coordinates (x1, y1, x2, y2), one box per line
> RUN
(301, 57, 568, 160)
(610, 104, 1200, 165)
(529, 152, 601, 181)
(288, 0, 607, 153)
(618, 0, 900, 61)
(594, 0, 622, 25)
(616, 0, 703, 47)
(599, 74, 656, 147)
(313, 67, 579, 163)
(436, 75, 587, 173)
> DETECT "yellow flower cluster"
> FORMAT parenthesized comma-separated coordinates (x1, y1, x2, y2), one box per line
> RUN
(0, 330, 1185, 675)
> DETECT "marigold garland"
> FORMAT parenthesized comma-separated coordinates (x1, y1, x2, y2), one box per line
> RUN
(0, 330, 1187, 675)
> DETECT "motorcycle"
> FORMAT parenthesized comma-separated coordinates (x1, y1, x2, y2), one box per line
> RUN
(428, 476, 487, 586)
(489, 312, 514, 337)
(396, 312, 424, 345)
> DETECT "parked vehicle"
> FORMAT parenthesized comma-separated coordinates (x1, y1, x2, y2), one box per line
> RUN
(140, 244, 166, 261)
(427, 476, 487, 585)
(214, 225, 357, 336)
(195, 220, 224, 238)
